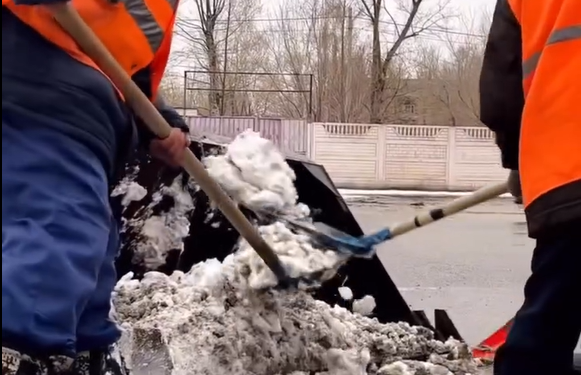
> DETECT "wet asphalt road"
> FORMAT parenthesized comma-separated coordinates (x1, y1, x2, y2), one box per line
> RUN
(345, 195, 532, 347)
(349, 194, 581, 374)
(346, 195, 532, 375)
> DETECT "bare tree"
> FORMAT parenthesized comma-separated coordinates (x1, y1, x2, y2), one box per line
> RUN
(359, 0, 450, 123)
(262, 0, 372, 122)
(176, 0, 225, 113)
(414, 43, 458, 125)
(416, 9, 491, 126)
(159, 73, 186, 107)
(175, 0, 263, 115)
(163, 0, 482, 124)
(260, 0, 316, 118)
(444, 10, 492, 124)
(324, 0, 374, 122)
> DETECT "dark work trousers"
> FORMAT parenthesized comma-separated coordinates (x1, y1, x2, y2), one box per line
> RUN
(494, 225, 581, 375)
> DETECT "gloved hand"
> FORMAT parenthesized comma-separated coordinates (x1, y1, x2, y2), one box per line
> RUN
(508, 170, 522, 204)
(149, 128, 190, 168)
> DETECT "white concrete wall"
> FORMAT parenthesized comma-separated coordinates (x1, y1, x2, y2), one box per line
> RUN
(311, 124, 381, 185)
(310, 123, 508, 190)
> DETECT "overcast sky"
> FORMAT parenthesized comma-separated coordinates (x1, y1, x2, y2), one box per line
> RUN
(259, 0, 497, 25)
(169, 0, 497, 72)
(449, 0, 495, 13)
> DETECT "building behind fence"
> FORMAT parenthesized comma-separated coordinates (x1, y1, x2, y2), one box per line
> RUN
(186, 116, 507, 191)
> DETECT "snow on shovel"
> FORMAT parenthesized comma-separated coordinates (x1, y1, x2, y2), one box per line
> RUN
(47, 3, 295, 287)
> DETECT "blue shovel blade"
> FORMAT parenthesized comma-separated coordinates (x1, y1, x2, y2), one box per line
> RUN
(307, 223, 392, 258)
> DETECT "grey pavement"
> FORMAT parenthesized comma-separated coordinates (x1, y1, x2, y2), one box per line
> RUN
(347, 194, 581, 372)
(346, 195, 532, 346)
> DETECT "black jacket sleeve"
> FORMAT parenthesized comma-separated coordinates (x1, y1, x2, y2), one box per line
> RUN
(154, 95, 189, 133)
(131, 67, 190, 147)
(479, 0, 524, 170)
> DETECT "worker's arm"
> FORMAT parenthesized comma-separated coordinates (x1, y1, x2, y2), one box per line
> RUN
(146, 95, 190, 167)
(154, 94, 189, 133)
(479, 0, 524, 171)
(136, 94, 188, 145)
(131, 68, 189, 147)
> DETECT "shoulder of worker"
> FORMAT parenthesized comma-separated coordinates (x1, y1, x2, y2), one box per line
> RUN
(479, 0, 523, 170)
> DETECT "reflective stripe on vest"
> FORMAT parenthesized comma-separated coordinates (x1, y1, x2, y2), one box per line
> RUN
(123, 0, 178, 54)
(523, 25, 581, 78)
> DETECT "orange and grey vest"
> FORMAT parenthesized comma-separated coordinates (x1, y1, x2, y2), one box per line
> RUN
(508, 0, 581, 234)
(3, 0, 179, 100)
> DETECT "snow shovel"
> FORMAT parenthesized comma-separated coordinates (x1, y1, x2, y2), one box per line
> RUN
(283, 181, 509, 258)
(47, 3, 291, 285)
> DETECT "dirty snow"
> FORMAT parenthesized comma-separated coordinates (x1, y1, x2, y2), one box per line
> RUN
(112, 130, 481, 374)
(114, 265, 477, 375)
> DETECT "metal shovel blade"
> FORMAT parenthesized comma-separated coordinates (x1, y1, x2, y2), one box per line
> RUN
(282, 219, 385, 258)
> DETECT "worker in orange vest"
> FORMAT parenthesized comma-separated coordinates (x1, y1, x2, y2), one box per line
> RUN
(2, 0, 189, 374)
(479, 0, 581, 374)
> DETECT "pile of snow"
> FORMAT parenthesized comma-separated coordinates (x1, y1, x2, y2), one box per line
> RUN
(112, 130, 480, 374)
(114, 264, 477, 375)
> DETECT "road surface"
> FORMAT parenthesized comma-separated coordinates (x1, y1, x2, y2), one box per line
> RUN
(346, 193, 581, 374)
(346, 194, 530, 346)
(346, 195, 527, 375)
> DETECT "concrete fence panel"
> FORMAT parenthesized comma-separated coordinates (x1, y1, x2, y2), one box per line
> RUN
(449, 127, 508, 189)
(383, 125, 449, 189)
(311, 123, 381, 186)
(187, 116, 254, 138)
(273, 119, 309, 155)
(311, 122, 508, 190)
(186, 117, 509, 191)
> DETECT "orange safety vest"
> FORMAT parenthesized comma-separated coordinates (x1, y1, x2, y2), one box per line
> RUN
(508, 0, 581, 233)
(2, 0, 179, 100)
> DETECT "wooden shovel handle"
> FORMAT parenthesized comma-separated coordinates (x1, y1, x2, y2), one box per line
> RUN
(48, 3, 288, 280)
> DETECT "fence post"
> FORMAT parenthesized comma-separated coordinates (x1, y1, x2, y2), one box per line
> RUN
(377, 125, 386, 182)
(253, 116, 259, 133)
(446, 127, 457, 189)
(309, 122, 320, 162)
(306, 121, 314, 159)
